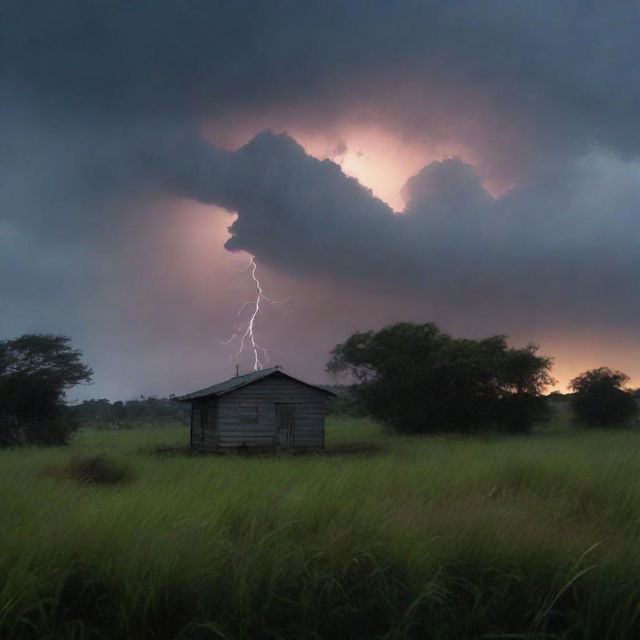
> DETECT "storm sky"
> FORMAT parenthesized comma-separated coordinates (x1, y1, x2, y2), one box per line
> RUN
(2, 1, 639, 399)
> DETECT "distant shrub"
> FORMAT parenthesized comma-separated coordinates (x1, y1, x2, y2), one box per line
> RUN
(569, 367, 637, 427)
(63, 455, 134, 485)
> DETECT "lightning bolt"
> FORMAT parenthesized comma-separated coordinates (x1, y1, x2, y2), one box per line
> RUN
(224, 255, 289, 371)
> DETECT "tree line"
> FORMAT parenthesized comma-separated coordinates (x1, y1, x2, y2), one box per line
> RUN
(1, 327, 638, 446)
(327, 323, 639, 434)
(67, 397, 189, 429)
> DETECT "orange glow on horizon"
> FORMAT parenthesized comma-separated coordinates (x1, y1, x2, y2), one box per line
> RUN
(535, 331, 640, 392)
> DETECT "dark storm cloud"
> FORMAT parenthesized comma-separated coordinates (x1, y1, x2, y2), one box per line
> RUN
(4, 1, 640, 157)
(165, 130, 639, 330)
(3, 0, 640, 217)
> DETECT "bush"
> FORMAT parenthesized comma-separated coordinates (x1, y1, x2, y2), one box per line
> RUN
(62, 455, 134, 485)
(569, 368, 637, 427)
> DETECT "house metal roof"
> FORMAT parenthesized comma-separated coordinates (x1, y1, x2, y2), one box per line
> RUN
(174, 367, 336, 401)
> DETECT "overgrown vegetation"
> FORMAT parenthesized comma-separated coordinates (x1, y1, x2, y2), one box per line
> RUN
(61, 454, 135, 485)
(1, 417, 640, 639)
(328, 322, 554, 434)
(1, 328, 638, 636)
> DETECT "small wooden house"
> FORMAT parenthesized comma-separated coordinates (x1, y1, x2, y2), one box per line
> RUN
(175, 367, 335, 452)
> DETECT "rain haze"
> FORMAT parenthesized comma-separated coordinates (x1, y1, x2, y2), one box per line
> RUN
(2, 0, 639, 400)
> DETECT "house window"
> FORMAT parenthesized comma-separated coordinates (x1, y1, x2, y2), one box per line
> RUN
(239, 406, 259, 423)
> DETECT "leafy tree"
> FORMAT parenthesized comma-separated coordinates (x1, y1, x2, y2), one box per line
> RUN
(327, 322, 554, 434)
(0, 334, 92, 446)
(569, 367, 637, 427)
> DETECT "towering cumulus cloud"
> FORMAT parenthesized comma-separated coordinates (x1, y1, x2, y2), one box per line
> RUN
(2, 1, 639, 395)
(156, 130, 640, 330)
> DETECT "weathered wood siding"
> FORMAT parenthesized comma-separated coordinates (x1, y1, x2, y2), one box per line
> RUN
(212, 375, 326, 450)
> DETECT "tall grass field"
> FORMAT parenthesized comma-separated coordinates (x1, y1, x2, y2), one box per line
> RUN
(1, 417, 640, 639)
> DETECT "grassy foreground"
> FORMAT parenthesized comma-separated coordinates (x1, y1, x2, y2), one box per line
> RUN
(1, 419, 640, 639)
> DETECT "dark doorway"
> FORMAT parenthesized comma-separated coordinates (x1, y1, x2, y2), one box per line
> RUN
(276, 404, 295, 449)
(191, 407, 207, 443)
